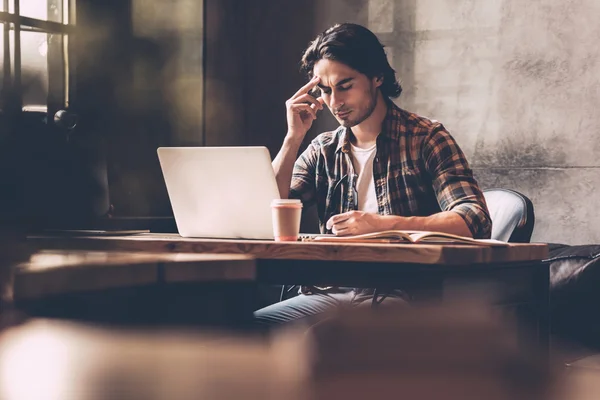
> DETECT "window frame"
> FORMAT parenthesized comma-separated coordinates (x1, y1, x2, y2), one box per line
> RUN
(0, 0, 75, 114)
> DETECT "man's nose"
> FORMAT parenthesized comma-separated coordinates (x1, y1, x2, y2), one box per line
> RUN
(330, 90, 344, 110)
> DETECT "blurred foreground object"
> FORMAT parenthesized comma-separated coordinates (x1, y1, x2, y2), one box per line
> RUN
(0, 303, 560, 400)
(0, 227, 31, 328)
(0, 319, 309, 400)
(11, 250, 258, 329)
(304, 303, 555, 400)
(564, 355, 600, 400)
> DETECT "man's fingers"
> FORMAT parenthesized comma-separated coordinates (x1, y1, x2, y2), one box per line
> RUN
(290, 104, 317, 120)
(331, 220, 351, 236)
(326, 212, 351, 230)
(326, 215, 336, 230)
(291, 76, 320, 100)
(333, 227, 351, 236)
(332, 212, 352, 224)
(293, 94, 323, 110)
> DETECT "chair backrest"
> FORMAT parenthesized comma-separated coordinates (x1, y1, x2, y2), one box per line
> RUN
(482, 188, 535, 243)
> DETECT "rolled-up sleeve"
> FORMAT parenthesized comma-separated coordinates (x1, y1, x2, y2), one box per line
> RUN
(289, 141, 318, 207)
(422, 125, 492, 239)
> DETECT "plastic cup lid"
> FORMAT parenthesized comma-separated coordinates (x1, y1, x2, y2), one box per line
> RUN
(271, 199, 302, 206)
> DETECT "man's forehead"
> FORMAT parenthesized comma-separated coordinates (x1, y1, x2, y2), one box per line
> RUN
(313, 59, 354, 74)
(313, 60, 359, 86)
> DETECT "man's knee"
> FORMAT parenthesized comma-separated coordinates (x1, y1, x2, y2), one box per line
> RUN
(254, 293, 344, 326)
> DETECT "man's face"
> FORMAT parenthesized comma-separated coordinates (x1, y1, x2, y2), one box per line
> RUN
(313, 59, 382, 128)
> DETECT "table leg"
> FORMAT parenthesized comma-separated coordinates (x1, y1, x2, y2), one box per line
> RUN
(533, 261, 551, 366)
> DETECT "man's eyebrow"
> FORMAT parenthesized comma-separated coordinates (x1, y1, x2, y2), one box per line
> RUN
(317, 77, 355, 89)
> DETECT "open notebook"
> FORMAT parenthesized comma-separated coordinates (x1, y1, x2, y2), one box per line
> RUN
(300, 230, 508, 246)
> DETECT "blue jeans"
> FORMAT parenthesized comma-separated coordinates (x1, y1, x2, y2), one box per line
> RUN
(254, 289, 409, 327)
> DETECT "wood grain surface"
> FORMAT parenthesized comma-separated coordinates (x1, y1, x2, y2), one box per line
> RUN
(28, 233, 549, 266)
(14, 250, 256, 299)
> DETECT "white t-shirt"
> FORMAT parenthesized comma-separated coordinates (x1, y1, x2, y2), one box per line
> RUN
(350, 143, 379, 213)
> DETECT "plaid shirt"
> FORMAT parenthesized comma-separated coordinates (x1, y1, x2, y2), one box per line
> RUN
(290, 102, 492, 239)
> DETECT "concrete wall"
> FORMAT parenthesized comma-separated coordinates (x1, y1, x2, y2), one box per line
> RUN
(206, 0, 598, 243)
(294, 0, 600, 245)
(46, 0, 596, 237)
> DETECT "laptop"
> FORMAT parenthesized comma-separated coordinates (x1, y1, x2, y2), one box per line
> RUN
(157, 146, 281, 239)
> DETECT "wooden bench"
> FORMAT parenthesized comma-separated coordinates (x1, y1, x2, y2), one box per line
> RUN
(12, 250, 257, 329)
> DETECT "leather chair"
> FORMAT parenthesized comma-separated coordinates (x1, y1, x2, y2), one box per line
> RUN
(548, 243, 600, 357)
(482, 188, 535, 243)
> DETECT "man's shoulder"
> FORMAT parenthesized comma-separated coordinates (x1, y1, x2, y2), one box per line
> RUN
(392, 105, 445, 135)
(310, 127, 344, 149)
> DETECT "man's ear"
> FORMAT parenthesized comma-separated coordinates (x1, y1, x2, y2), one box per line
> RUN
(374, 75, 383, 88)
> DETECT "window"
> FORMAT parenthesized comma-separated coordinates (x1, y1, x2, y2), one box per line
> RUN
(0, 0, 74, 114)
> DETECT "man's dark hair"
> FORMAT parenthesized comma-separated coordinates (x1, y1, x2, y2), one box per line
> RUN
(300, 23, 402, 99)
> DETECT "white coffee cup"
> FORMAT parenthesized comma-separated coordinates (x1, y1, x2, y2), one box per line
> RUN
(271, 199, 303, 241)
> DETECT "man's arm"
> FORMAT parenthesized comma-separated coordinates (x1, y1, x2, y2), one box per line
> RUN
(272, 137, 303, 199)
(326, 210, 472, 237)
(418, 125, 492, 238)
(274, 76, 324, 198)
(379, 211, 472, 236)
(327, 125, 491, 238)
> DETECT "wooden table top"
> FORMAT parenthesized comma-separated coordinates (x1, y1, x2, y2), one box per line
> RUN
(14, 250, 256, 300)
(28, 233, 549, 266)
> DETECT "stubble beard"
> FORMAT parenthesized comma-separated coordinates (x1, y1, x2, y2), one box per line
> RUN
(342, 86, 379, 128)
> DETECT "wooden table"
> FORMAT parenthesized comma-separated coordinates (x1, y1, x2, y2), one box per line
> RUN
(12, 250, 257, 329)
(29, 234, 550, 354)
(27, 234, 548, 296)
(28, 233, 548, 264)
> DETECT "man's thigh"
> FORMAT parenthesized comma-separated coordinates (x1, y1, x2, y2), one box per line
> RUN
(254, 292, 352, 326)
(352, 289, 411, 308)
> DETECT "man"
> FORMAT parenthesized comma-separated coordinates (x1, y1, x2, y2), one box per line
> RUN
(255, 23, 491, 325)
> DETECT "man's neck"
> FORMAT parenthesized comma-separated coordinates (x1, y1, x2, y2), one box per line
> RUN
(349, 92, 388, 149)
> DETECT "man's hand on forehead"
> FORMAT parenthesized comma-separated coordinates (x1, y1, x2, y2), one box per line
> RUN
(284, 75, 325, 141)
